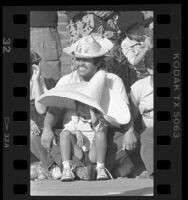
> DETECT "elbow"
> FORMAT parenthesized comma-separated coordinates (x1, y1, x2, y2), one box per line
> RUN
(39, 109, 46, 115)
(36, 107, 47, 114)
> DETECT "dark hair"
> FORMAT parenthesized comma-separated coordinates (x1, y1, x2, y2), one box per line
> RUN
(94, 56, 105, 71)
(93, 57, 102, 65)
(30, 50, 41, 80)
(30, 50, 41, 65)
(144, 49, 153, 69)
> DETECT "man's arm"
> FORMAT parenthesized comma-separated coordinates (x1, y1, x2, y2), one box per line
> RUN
(111, 74, 138, 151)
(43, 107, 61, 129)
(41, 107, 62, 151)
(133, 38, 151, 66)
(122, 111, 138, 151)
(133, 48, 148, 66)
(129, 90, 140, 122)
(33, 79, 47, 114)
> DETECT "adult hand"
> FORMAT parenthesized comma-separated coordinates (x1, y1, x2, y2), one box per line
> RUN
(149, 22, 154, 30)
(30, 119, 40, 136)
(144, 37, 151, 50)
(122, 129, 138, 151)
(76, 131, 84, 148)
(104, 31, 115, 39)
(41, 127, 54, 152)
(31, 64, 41, 81)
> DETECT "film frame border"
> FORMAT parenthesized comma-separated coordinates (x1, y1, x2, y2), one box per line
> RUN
(2, 4, 181, 199)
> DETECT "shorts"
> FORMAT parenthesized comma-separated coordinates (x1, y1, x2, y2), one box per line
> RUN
(63, 117, 95, 152)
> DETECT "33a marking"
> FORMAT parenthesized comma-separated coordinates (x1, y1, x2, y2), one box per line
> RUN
(3, 38, 11, 53)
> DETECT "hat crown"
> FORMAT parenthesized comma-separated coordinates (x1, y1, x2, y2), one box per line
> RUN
(75, 35, 102, 55)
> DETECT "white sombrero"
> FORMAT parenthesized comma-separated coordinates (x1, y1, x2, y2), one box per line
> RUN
(37, 70, 130, 127)
(63, 35, 113, 58)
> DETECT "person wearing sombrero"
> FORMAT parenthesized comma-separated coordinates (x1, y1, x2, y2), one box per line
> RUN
(39, 35, 137, 180)
(118, 11, 153, 85)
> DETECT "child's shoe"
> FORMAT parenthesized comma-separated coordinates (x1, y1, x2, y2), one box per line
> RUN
(61, 168, 75, 181)
(96, 167, 113, 180)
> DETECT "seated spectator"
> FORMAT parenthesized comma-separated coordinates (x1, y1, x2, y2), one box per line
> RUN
(39, 35, 137, 180)
(118, 11, 153, 85)
(30, 50, 62, 180)
(129, 49, 154, 178)
(30, 11, 62, 90)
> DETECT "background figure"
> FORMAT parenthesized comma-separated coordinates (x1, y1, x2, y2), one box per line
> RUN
(30, 11, 62, 90)
(129, 49, 154, 178)
(118, 11, 153, 86)
(30, 50, 50, 179)
(30, 50, 62, 180)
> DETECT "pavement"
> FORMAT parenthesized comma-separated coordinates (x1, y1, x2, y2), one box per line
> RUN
(30, 178, 153, 196)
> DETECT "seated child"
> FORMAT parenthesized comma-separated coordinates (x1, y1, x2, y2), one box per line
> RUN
(59, 100, 112, 181)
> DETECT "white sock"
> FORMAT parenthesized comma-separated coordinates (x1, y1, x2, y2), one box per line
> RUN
(62, 160, 71, 169)
(96, 162, 105, 169)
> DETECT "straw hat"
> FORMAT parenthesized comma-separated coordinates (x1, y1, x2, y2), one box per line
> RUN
(37, 70, 130, 127)
(63, 35, 113, 58)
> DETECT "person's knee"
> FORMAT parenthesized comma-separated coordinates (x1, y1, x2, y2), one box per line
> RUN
(89, 151, 97, 163)
(60, 130, 71, 141)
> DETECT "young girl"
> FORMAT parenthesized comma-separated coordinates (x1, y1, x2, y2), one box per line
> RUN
(60, 99, 112, 181)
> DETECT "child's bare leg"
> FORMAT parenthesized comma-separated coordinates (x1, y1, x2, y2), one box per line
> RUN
(89, 129, 107, 163)
(59, 130, 83, 181)
(60, 130, 83, 162)
(89, 129, 109, 180)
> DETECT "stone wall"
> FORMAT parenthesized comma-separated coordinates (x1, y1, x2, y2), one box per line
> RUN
(57, 11, 72, 76)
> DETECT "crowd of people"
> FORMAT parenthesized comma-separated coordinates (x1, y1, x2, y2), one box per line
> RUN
(30, 11, 153, 181)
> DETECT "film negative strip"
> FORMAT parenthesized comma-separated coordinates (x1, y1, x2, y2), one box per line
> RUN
(3, 4, 181, 199)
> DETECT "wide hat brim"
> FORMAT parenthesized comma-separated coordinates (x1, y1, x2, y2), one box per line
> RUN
(63, 36, 113, 58)
(37, 82, 130, 127)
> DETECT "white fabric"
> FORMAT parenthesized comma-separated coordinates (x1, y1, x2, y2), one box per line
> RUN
(63, 115, 95, 152)
(37, 70, 130, 128)
(56, 70, 129, 105)
(121, 37, 145, 67)
(131, 76, 153, 127)
(55, 70, 130, 150)
(53, 70, 130, 126)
